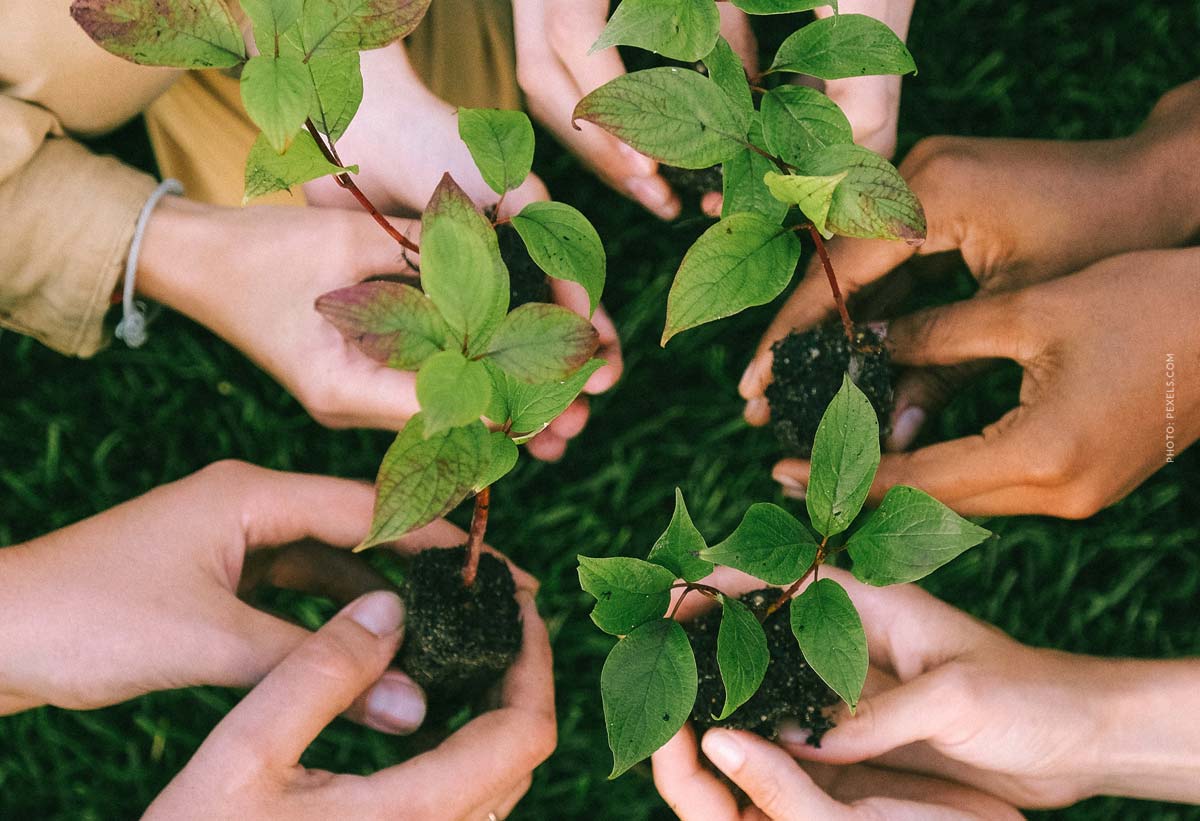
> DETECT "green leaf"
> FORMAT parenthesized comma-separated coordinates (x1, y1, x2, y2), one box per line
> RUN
(601, 620, 697, 778)
(790, 578, 867, 711)
(806, 375, 881, 538)
(299, 0, 432, 57)
(763, 170, 847, 239)
(702, 36, 753, 118)
(315, 281, 448, 369)
(240, 0, 302, 54)
(475, 431, 519, 490)
(769, 14, 915, 79)
(722, 120, 789, 224)
(420, 175, 509, 353)
(578, 556, 676, 636)
(732, 0, 834, 13)
(647, 489, 713, 583)
(70, 0, 245, 68)
(573, 68, 748, 170)
(243, 130, 355, 203)
(715, 595, 769, 720)
(848, 486, 993, 586)
(700, 503, 817, 585)
(510, 202, 607, 314)
(799, 144, 926, 244)
(240, 55, 313, 153)
(360, 416, 490, 548)
(484, 304, 599, 384)
(662, 213, 801, 345)
(415, 350, 492, 436)
(307, 51, 363, 142)
(590, 0, 720, 63)
(457, 108, 535, 196)
(485, 359, 605, 435)
(760, 85, 853, 167)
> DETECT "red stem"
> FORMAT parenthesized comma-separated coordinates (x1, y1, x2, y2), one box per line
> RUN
(806, 223, 855, 345)
(762, 538, 828, 620)
(304, 120, 420, 255)
(462, 486, 490, 588)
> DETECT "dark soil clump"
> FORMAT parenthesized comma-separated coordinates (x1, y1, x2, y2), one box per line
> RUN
(767, 323, 894, 457)
(660, 165, 723, 203)
(685, 588, 838, 744)
(397, 546, 522, 716)
(497, 223, 552, 308)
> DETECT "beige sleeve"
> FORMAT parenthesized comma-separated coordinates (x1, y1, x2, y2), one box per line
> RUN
(0, 95, 158, 357)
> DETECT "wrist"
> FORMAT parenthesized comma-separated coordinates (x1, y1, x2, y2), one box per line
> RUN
(1091, 658, 1200, 802)
(135, 195, 223, 317)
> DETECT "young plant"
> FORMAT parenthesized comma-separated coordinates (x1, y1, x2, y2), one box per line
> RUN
(578, 376, 993, 778)
(576, 0, 924, 348)
(73, 0, 609, 590)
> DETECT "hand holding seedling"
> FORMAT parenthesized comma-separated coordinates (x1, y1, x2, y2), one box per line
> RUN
(0, 461, 530, 731)
(740, 78, 1200, 433)
(145, 588, 556, 821)
(652, 720, 1020, 820)
(774, 568, 1200, 808)
(774, 246, 1200, 517)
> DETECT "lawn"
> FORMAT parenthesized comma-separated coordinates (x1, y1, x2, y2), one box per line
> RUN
(2, 0, 1199, 818)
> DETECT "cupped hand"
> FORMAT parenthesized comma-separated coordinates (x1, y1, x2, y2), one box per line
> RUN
(0, 460, 531, 728)
(771, 246, 1200, 517)
(145, 587, 556, 820)
(653, 722, 1020, 820)
(740, 79, 1200, 432)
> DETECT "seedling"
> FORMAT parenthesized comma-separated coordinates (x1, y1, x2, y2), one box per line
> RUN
(577, 0, 924, 451)
(74, 0, 609, 696)
(578, 376, 993, 778)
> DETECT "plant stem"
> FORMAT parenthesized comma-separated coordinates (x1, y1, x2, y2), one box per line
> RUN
(462, 486, 490, 588)
(805, 223, 856, 345)
(763, 537, 828, 620)
(667, 582, 721, 619)
(304, 120, 421, 255)
(744, 141, 794, 175)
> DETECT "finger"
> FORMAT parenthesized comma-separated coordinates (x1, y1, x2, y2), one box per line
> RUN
(239, 540, 387, 601)
(235, 468, 375, 549)
(525, 430, 567, 462)
(701, 191, 724, 218)
(702, 729, 848, 820)
(811, 762, 1023, 820)
(353, 214, 422, 277)
(548, 397, 589, 440)
(823, 74, 901, 159)
(206, 591, 409, 768)
(885, 292, 1036, 368)
(739, 239, 914, 402)
(887, 361, 995, 451)
(317, 357, 421, 430)
(366, 592, 556, 818)
(462, 773, 534, 821)
(652, 724, 741, 820)
(584, 303, 623, 393)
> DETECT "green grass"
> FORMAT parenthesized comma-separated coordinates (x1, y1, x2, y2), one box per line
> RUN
(3, 0, 1199, 818)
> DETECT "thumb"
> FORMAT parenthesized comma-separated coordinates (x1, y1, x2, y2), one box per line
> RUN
(354, 214, 422, 278)
(206, 591, 416, 768)
(886, 361, 996, 451)
(885, 291, 1035, 368)
(701, 729, 847, 820)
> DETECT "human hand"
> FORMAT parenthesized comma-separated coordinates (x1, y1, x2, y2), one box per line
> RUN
(0, 460, 530, 726)
(740, 79, 1200, 432)
(145, 586, 556, 820)
(653, 722, 1021, 820)
(770, 247, 1200, 517)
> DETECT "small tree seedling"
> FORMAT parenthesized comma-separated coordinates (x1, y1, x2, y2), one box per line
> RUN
(577, 0, 923, 451)
(578, 376, 993, 778)
(75, 0, 610, 697)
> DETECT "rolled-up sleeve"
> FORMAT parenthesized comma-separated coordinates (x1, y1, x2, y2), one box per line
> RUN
(0, 95, 156, 357)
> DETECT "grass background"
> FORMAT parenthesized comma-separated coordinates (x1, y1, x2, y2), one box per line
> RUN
(2, 0, 1199, 817)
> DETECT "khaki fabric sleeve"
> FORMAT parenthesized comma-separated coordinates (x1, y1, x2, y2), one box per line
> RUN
(0, 95, 157, 357)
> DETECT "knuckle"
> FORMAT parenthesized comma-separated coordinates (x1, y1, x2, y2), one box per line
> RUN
(901, 136, 981, 192)
(748, 770, 787, 815)
(199, 459, 255, 484)
(1051, 483, 1107, 520)
(292, 627, 374, 685)
(933, 662, 979, 715)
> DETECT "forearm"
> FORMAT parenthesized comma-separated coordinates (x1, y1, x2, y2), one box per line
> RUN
(0, 543, 50, 715)
(1132, 79, 1200, 247)
(1092, 657, 1200, 803)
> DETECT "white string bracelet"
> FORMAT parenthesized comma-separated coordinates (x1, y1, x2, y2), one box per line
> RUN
(115, 178, 184, 348)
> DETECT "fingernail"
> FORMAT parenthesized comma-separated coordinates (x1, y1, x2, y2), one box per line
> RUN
(365, 672, 426, 733)
(776, 475, 806, 500)
(777, 722, 811, 745)
(346, 591, 404, 636)
(889, 406, 926, 451)
(618, 143, 656, 176)
(701, 730, 745, 773)
(866, 320, 889, 341)
(626, 177, 679, 220)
